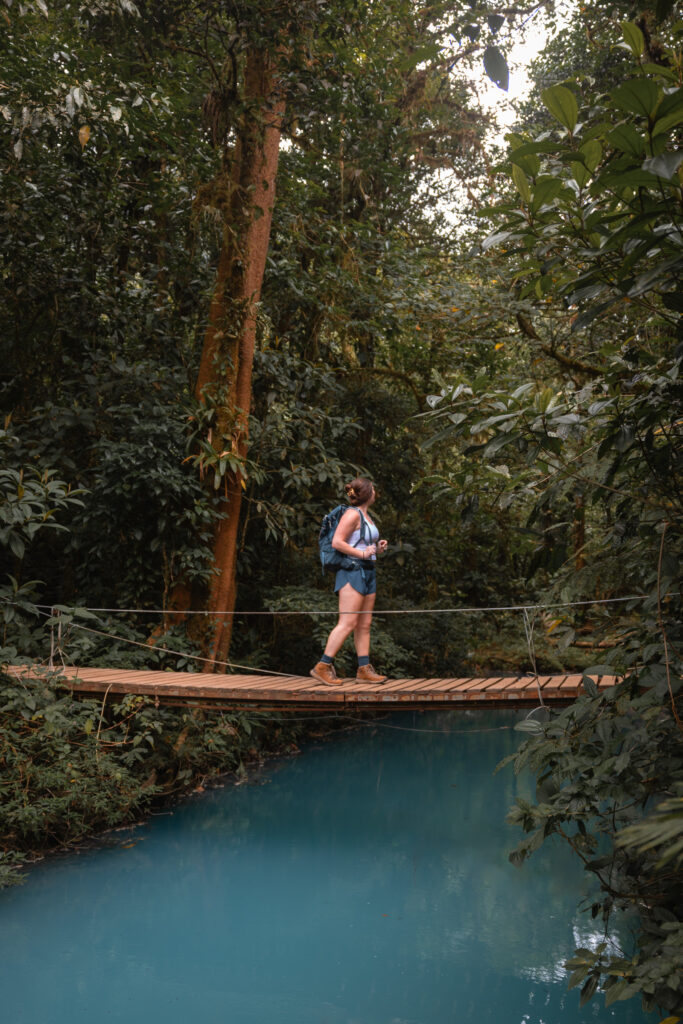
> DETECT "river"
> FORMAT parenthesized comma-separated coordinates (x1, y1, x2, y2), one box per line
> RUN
(0, 709, 652, 1023)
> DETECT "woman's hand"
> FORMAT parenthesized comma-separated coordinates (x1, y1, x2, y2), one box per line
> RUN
(378, 539, 388, 554)
(363, 544, 377, 559)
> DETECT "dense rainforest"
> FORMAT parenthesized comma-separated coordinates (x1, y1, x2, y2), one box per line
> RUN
(1, 0, 681, 1017)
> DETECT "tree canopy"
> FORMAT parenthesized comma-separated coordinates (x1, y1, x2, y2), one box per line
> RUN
(1, 0, 681, 1015)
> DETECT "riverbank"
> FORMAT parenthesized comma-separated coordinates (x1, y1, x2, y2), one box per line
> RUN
(0, 666, 352, 890)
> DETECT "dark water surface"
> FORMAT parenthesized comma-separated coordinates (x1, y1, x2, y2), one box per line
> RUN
(1, 710, 651, 1024)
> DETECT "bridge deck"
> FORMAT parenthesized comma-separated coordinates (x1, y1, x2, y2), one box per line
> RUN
(7, 666, 614, 710)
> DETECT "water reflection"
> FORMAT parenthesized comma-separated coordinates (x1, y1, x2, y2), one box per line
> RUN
(0, 710, 650, 1024)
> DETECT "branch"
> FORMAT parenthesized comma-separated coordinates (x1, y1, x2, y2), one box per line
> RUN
(516, 314, 602, 376)
(540, 343, 602, 377)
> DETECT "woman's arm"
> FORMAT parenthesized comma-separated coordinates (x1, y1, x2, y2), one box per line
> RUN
(332, 509, 377, 559)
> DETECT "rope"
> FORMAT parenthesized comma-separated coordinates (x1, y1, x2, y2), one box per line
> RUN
(6, 592, 650, 683)
(46, 616, 297, 677)
(209, 709, 516, 734)
(48, 607, 56, 670)
(48, 607, 66, 672)
(349, 716, 514, 735)
(31, 595, 648, 617)
(522, 607, 545, 708)
(5, 593, 647, 679)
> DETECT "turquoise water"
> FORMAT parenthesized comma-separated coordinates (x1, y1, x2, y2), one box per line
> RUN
(1, 710, 651, 1024)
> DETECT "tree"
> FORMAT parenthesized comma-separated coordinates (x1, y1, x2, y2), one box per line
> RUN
(424, 22, 683, 1015)
(177, 0, 518, 666)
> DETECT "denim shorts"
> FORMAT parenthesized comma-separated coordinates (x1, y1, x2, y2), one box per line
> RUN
(334, 561, 377, 596)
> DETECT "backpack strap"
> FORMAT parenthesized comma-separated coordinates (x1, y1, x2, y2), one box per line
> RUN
(355, 508, 369, 546)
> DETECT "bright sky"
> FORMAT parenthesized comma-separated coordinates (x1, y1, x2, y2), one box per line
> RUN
(437, 8, 568, 225)
(478, 4, 572, 140)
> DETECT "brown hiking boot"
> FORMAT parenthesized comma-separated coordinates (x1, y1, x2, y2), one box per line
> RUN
(355, 664, 387, 684)
(310, 661, 342, 686)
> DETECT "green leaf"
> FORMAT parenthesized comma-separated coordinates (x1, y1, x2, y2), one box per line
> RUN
(580, 975, 600, 1007)
(581, 140, 602, 172)
(510, 148, 542, 177)
(615, 424, 635, 452)
(604, 980, 629, 1007)
(8, 534, 25, 559)
(652, 108, 683, 137)
(481, 229, 514, 251)
(571, 300, 614, 332)
(396, 42, 441, 71)
(483, 45, 509, 91)
(582, 677, 599, 697)
(621, 22, 645, 57)
(610, 80, 661, 118)
(628, 256, 683, 297)
(511, 164, 531, 203)
(642, 150, 683, 179)
(531, 177, 562, 213)
(508, 141, 558, 158)
(573, 162, 591, 188)
(568, 966, 590, 990)
(514, 719, 544, 734)
(541, 85, 578, 132)
(608, 124, 646, 157)
(487, 13, 505, 33)
(598, 168, 661, 189)
(654, 86, 683, 121)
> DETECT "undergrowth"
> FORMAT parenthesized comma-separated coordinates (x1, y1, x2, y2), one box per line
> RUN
(0, 665, 312, 889)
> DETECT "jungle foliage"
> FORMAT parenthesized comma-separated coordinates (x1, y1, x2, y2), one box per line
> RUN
(424, 20, 683, 1017)
(0, 665, 307, 889)
(0, 0, 561, 677)
(0, 0, 682, 1018)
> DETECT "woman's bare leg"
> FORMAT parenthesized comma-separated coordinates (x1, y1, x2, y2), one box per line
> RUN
(353, 592, 376, 657)
(323, 584, 364, 658)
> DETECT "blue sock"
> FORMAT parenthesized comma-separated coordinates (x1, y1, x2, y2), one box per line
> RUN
(321, 654, 334, 665)
(358, 655, 370, 667)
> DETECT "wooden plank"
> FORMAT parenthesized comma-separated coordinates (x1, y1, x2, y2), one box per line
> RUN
(539, 677, 572, 697)
(67, 669, 137, 683)
(345, 681, 385, 694)
(429, 678, 469, 691)
(66, 673, 338, 703)
(541, 674, 567, 689)
(504, 675, 551, 692)
(210, 683, 346, 703)
(66, 671, 231, 690)
(391, 678, 480, 701)
(216, 674, 303, 691)
(373, 677, 425, 692)
(5, 667, 596, 708)
(449, 677, 495, 692)
(354, 677, 427, 695)
(403, 678, 451, 692)
(436, 677, 475, 692)
(480, 676, 520, 693)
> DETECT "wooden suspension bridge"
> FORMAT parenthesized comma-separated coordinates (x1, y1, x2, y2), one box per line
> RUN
(7, 665, 616, 711)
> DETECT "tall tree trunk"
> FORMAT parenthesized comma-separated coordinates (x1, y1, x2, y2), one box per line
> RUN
(193, 48, 285, 668)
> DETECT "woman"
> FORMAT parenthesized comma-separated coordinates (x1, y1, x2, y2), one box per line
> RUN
(310, 477, 388, 686)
